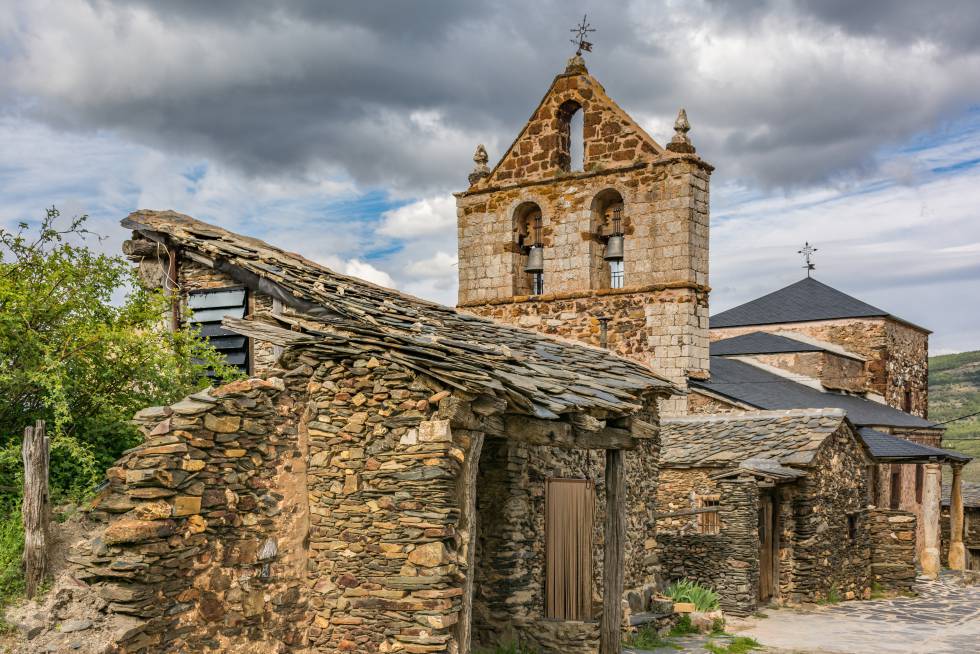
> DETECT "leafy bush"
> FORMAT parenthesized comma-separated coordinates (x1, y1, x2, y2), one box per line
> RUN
(665, 579, 721, 611)
(705, 636, 761, 654)
(668, 614, 699, 636)
(0, 208, 240, 504)
(0, 502, 25, 612)
(622, 624, 678, 650)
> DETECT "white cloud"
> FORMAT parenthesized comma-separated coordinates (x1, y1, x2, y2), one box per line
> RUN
(378, 195, 456, 238)
(343, 259, 396, 289)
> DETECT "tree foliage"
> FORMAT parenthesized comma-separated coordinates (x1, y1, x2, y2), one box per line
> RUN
(0, 207, 239, 500)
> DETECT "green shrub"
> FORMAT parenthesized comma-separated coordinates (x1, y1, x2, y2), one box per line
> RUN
(622, 624, 679, 650)
(665, 579, 721, 611)
(475, 643, 537, 654)
(0, 503, 26, 611)
(668, 614, 699, 636)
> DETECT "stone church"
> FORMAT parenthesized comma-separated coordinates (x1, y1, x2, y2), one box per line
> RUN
(453, 52, 971, 612)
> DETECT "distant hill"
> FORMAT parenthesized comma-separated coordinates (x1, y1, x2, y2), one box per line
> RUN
(929, 350, 980, 482)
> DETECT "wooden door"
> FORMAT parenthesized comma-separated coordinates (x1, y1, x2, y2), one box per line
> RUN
(545, 479, 595, 620)
(758, 493, 776, 602)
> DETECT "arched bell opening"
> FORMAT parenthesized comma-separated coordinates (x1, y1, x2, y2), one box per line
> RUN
(590, 189, 626, 290)
(514, 202, 545, 296)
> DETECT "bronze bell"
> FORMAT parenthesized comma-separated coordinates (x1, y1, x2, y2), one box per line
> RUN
(524, 245, 544, 273)
(604, 234, 624, 261)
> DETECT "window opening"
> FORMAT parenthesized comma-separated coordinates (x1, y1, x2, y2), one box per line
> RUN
(697, 494, 721, 534)
(187, 287, 250, 375)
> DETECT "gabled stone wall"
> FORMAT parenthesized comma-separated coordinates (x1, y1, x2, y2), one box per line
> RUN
(788, 425, 871, 603)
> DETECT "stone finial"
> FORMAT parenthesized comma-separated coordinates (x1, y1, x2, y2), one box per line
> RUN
(468, 144, 490, 185)
(666, 108, 696, 154)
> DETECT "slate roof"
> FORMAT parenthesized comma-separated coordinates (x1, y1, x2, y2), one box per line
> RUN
(710, 332, 825, 356)
(710, 277, 927, 331)
(661, 409, 852, 468)
(858, 428, 970, 463)
(122, 210, 674, 421)
(693, 357, 940, 430)
(942, 481, 980, 509)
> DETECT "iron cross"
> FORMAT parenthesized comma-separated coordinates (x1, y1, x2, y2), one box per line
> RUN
(570, 15, 595, 56)
(798, 242, 818, 277)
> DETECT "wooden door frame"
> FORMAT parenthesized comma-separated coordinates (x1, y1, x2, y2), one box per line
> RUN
(757, 489, 779, 603)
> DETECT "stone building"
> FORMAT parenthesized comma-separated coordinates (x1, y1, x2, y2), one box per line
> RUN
(656, 409, 876, 613)
(699, 279, 972, 576)
(35, 210, 680, 654)
(456, 55, 711, 417)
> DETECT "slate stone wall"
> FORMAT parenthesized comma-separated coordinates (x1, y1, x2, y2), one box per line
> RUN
(940, 505, 980, 568)
(77, 374, 311, 653)
(867, 509, 917, 592)
(788, 426, 871, 603)
(473, 409, 661, 653)
(656, 478, 760, 615)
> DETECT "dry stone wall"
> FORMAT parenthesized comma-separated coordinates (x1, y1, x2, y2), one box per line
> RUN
(656, 478, 760, 615)
(867, 509, 917, 592)
(302, 355, 471, 654)
(788, 426, 871, 603)
(71, 374, 311, 653)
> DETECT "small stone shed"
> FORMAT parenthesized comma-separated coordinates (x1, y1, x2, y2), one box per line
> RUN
(49, 211, 678, 654)
(656, 409, 875, 614)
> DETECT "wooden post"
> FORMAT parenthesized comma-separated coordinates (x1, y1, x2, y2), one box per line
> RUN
(600, 448, 624, 654)
(22, 419, 50, 599)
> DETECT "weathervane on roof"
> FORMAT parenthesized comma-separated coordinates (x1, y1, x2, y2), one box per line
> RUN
(570, 15, 595, 56)
(798, 242, 818, 277)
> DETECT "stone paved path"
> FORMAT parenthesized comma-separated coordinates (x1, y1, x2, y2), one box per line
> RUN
(732, 573, 980, 654)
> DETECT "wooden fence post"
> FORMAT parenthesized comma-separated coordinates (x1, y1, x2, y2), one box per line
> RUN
(22, 419, 50, 599)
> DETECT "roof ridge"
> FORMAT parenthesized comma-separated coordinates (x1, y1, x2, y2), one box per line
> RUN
(664, 407, 846, 425)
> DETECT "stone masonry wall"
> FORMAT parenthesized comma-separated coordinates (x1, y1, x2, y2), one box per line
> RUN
(473, 408, 661, 653)
(75, 374, 311, 653)
(940, 506, 980, 568)
(867, 509, 917, 592)
(788, 425, 871, 603)
(744, 351, 866, 393)
(302, 355, 472, 654)
(710, 316, 928, 417)
(656, 477, 760, 615)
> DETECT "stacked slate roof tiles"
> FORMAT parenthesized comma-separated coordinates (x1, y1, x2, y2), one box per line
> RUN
(122, 210, 675, 421)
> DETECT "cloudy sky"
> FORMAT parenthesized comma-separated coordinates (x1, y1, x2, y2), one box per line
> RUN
(2, 0, 979, 352)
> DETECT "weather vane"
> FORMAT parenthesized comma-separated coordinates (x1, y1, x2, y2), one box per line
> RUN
(570, 15, 595, 56)
(798, 242, 818, 277)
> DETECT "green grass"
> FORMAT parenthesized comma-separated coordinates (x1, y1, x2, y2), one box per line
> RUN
(929, 350, 980, 483)
(817, 586, 842, 605)
(623, 624, 681, 650)
(665, 579, 721, 611)
(704, 636, 762, 654)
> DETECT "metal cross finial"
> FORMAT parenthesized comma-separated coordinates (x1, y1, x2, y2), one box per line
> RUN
(798, 241, 818, 277)
(570, 15, 595, 56)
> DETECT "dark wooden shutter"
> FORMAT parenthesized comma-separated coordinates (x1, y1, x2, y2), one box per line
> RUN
(188, 287, 249, 374)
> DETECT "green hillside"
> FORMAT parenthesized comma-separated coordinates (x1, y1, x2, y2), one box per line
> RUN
(929, 350, 980, 482)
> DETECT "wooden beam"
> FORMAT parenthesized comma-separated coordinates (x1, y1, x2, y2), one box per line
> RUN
(503, 415, 638, 450)
(22, 420, 49, 600)
(600, 448, 625, 654)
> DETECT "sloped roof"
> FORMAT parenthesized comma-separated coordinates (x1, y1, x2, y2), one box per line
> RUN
(711, 332, 826, 356)
(710, 277, 923, 329)
(122, 210, 674, 420)
(942, 481, 980, 508)
(858, 428, 970, 462)
(693, 357, 940, 430)
(662, 409, 851, 468)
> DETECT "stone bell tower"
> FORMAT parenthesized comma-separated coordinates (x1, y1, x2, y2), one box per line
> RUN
(455, 54, 713, 415)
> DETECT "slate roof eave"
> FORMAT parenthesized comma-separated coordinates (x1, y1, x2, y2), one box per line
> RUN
(121, 210, 676, 422)
(691, 357, 941, 430)
(858, 428, 971, 463)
